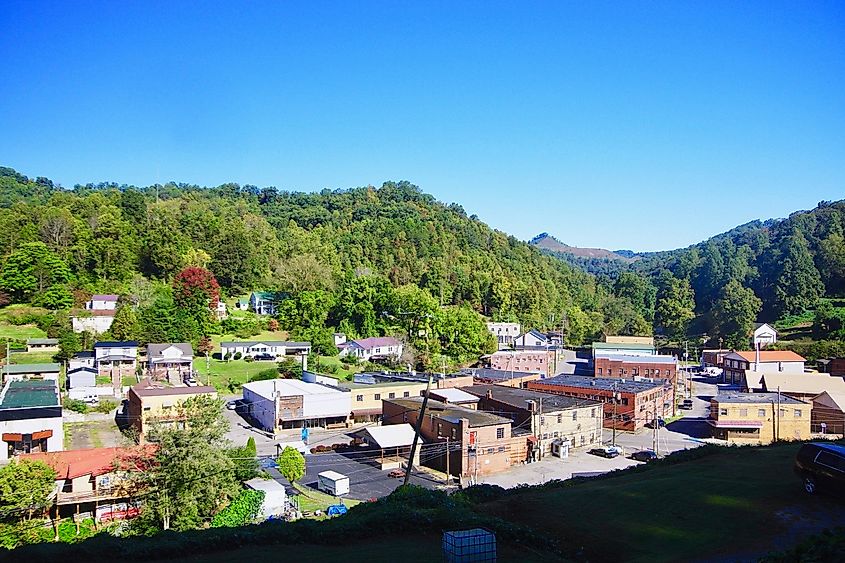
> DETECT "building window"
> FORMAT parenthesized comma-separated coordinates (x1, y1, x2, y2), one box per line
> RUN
(388, 393, 395, 399)
(719, 408, 728, 416)
(598, 368, 602, 375)
(437, 423, 442, 436)
(607, 369, 612, 376)
(540, 416, 545, 425)
(403, 391, 410, 398)
(591, 408, 596, 417)
(779, 409, 786, 417)
(794, 409, 802, 417)
(374, 394, 381, 400)
(632, 368, 638, 375)
(739, 408, 748, 417)
(542, 433, 549, 439)
(758, 409, 766, 417)
(557, 414, 562, 423)
(572, 411, 577, 421)
(497, 427, 504, 439)
(356, 395, 363, 402)
(621, 398, 629, 406)
(553, 432, 559, 438)
(451, 428, 457, 439)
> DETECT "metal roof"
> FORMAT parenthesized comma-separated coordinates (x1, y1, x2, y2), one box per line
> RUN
(359, 424, 417, 448)
(712, 392, 805, 405)
(462, 385, 601, 410)
(429, 388, 480, 403)
(534, 375, 665, 393)
(385, 397, 512, 427)
(94, 341, 139, 348)
(0, 380, 60, 409)
(2, 363, 61, 374)
(592, 342, 655, 350)
(26, 338, 58, 345)
(221, 340, 311, 348)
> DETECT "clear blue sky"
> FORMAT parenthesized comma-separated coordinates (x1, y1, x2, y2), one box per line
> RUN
(2, 2, 843, 252)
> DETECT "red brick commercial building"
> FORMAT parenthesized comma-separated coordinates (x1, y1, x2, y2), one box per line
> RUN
(526, 375, 671, 432)
(489, 350, 555, 377)
(382, 397, 529, 481)
(594, 354, 677, 381)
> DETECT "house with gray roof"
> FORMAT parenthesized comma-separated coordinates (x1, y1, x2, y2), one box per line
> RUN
(147, 343, 194, 385)
(221, 340, 311, 360)
(26, 338, 59, 352)
(339, 336, 403, 362)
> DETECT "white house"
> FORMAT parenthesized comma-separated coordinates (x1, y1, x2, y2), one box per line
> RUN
(245, 478, 287, 519)
(513, 329, 549, 348)
(486, 322, 521, 350)
(67, 367, 98, 389)
(72, 312, 115, 334)
(249, 291, 282, 316)
(86, 294, 119, 311)
(338, 337, 403, 362)
(0, 379, 63, 461)
(215, 301, 228, 320)
(751, 323, 778, 348)
(242, 378, 350, 433)
(147, 343, 194, 384)
(69, 351, 96, 372)
(221, 341, 312, 360)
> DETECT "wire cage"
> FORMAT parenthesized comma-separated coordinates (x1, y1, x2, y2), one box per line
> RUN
(442, 528, 497, 563)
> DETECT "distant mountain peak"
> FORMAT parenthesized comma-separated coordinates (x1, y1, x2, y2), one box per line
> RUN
(530, 233, 636, 262)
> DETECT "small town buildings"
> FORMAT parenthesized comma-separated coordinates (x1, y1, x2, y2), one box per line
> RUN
(593, 337, 657, 359)
(21, 446, 154, 521)
(527, 375, 671, 432)
(755, 372, 845, 401)
(812, 391, 845, 435)
(94, 341, 139, 385)
(594, 354, 677, 383)
(86, 294, 119, 311)
(1, 363, 60, 383)
(428, 388, 480, 409)
(708, 392, 811, 444)
(338, 336, 404, 362)
(721, 350, 806, 385)
(250, 291, 283, 315)
(463, 385, 603, 458)
(829, 357, 845, 377)
(72, 310, 116, 334)
(221, 340, 312, 360)
(0, 379, 63, 460)
(333, 333, 347, 347)
(126, 379, 217, 443)
(486, 322, 521, 349)
(701, 349, 731, 369)
(26, 338, 59, 352)
(382, 397, 529, 480)
(489, 349, 555, 377)
(67, 367, 97, 389)
(147, 343, 194, 384)
(339, 380, 428, 422)
(461, 367, 543, 388)
(69, 351, 95, 371)
(215, 301, 228, 320)
(348, 423, 420, 470)
(245, 477, 287, 519)
(513, 329, 549, 348)
(242, 378, 351, 433)
(235, 297, 250, 311)
(751, 323, 778, 348)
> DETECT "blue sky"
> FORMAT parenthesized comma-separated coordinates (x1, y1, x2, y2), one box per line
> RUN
(2, 2, 843, 252)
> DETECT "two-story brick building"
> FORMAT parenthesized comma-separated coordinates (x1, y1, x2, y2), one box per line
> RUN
(526, 375, 671, 432)
(721, 350, 805, 386)
(593, 354, 677, 382)
(126, 380, 217, 443)
(462, 385, 603, 459)
(490, 349, 555, 377)
(382, 397, 528, 481)
(708, 392, 811, 444)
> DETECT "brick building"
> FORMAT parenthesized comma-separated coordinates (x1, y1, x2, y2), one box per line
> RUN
(708, 392, 811, 445)
(722, 350, 806, 386)
(526, 375, 671, 432)
(593, 354, 677, 382)
(382, 397, 528, 481)
(462, 385, 602, 459)
(490, 349, 555, 377)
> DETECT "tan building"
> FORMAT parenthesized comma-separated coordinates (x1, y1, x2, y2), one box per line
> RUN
(463, 385, 603, 459)
(708, 392, 811, 445)
(126, 379, 217, 443)
(812, 391, 845, 435)
(339, 380, 429, 422)
(604, 335, 655, 346)
(757, 372, 845, 402)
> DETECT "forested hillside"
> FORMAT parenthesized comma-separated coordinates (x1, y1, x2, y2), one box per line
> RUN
(0, 166, 642, 367)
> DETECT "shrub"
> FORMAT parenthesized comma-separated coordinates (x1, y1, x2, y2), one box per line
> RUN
(211, 489, 265, 528)
(223, 352, 232, 361)
(233, 352, 242, 360)
(244, 355, 254, 363)
(93, 399, 118, 414)
(63, 398, 89, 414)
(248, 369, 279, 383)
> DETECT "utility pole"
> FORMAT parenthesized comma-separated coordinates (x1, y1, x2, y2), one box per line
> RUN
(404, 372, 433, 486)
(612, 383, 618, 447)
(776, 386, 781, 442)
(445, 436, 450, 484)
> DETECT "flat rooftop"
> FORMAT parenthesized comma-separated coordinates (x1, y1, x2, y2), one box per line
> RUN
(130, 380, 216, 398)
(339, 380, 427, 390)
(244, 378, 346, 399)
(596, 354, 677, 364)
(462, 385, 601, 410)
(461, 368, 543, 380)
(533, 375, 665, 393)
(385, 397, 512, 427)
(1, 363, 61, 374)
(592, 342, 655, 350)
(713, 392, 805, 405)
(0, 380, 60, 409)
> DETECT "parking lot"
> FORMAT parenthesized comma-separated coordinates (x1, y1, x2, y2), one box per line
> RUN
(300, 451, 442, 501)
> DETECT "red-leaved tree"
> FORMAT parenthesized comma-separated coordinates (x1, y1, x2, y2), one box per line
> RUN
(173, 267, 221, 312)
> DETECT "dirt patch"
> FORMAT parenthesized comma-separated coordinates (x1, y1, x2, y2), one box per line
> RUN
(64, 420, 131, 450)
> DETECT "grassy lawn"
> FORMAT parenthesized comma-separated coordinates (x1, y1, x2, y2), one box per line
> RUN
(312, 355, 362, 381)
(483, 443, 843, 562)
(199, 358, 279, 393)
(0, 322, 47, 341)
(8, 350, 58, 364)
(292, 482, 361, 515)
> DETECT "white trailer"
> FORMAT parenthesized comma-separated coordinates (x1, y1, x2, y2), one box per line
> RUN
(317, 470, 349, 496)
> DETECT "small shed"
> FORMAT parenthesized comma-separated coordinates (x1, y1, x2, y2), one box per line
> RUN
(317, 471, 349, 496)
(354, 423, 420, 470)
(245, 478, 287, 519)
(26, 338, 59, 352)
(67, 367, 97, 389)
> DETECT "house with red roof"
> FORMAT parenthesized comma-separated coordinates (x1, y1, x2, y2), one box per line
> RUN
(722, 350, 806, 386)
(339, 336, 404, 362)
(22, 446, 155, 521)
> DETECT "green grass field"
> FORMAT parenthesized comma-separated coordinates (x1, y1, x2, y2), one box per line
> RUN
(0, 322, 48, 341)
(292, 482, 362, 515)
(8, 350, 58, 364)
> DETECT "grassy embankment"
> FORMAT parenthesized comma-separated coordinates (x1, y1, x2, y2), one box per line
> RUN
(14, 441, 845, 563)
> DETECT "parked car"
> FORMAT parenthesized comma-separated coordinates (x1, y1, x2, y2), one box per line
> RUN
(226, 399, 240, 410)
(645, 417, 666, 429)
(588, 447, 620, 459)
(794, 442, 845, 495)
(680, 399, 694, 410)
(253, 353, 276, 361)
(388, 468, 406, 478)
(184, 377, 198, 387)
(630, 450, 658, 463)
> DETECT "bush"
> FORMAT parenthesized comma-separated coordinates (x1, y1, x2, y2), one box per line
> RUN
(223, 352, 232, 361)
(63, 398, 89, 414)
(248, 369, 279, 383)
(92, 399, 118, 414)
(233, 352, 242, 360)
(244, 355, 254, 363)
(211, 489, 265, 528)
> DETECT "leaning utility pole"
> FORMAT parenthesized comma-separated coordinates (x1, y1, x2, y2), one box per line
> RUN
(404, 372, 433, 486)
(612, 383, 619, 447)
(776, 386, 781, 442)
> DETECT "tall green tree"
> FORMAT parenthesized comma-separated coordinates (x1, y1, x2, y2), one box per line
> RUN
(713, 280, 762, 348)
(277, 446, 305, 485)
(655, 277, 695, 340)
(110, 303, 139, 341)
(774, 229, 824, 316)
(0, 242, 71, 302)
(0, 459, 56, 520)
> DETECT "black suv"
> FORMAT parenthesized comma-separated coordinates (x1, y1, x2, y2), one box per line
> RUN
(630, 450, 658, 463)
(253, 353, 276, 361)
(794, 442, 845, 495)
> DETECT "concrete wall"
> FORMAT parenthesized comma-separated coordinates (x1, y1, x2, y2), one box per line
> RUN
(72, 316, 114, 334)
(242, 386, 277, 432)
